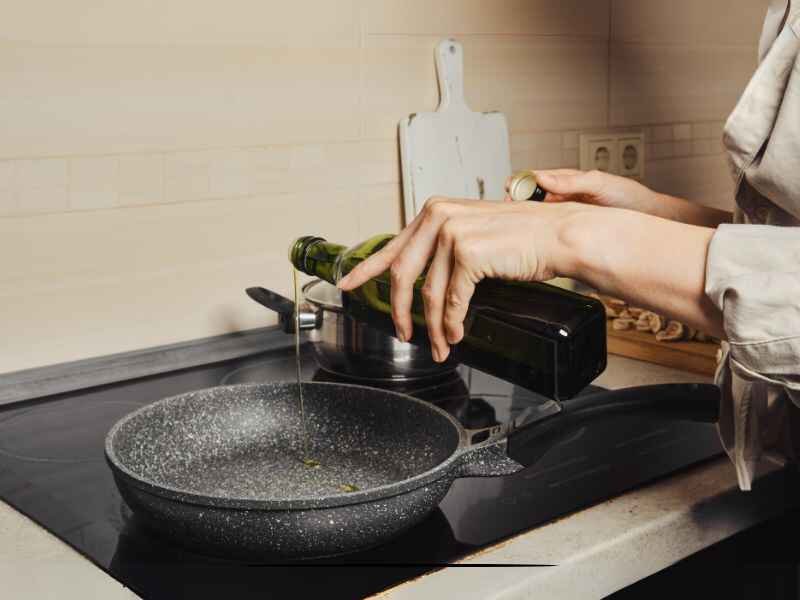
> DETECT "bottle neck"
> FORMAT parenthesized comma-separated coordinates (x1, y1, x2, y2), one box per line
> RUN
(290, 237, 347, 285)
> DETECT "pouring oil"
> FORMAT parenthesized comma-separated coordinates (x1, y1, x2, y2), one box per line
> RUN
(293, 268, 318, 468)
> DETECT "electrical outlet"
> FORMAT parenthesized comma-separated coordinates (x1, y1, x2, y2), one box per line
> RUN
(580, 131, 645, 179)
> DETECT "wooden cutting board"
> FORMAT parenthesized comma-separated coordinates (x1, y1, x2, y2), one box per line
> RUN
(606, 322, 720, 376)
(399, 39, 511, 221)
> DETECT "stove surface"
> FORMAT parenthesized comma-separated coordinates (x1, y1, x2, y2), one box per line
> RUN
(0, 345, 722, 599)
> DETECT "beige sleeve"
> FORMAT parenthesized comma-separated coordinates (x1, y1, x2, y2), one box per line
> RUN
(705, 223, 800, 387)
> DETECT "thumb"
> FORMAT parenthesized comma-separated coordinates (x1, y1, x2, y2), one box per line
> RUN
(536, 170, 601, 200)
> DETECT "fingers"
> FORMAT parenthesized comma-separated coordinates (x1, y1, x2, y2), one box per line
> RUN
(338, 211, 425, 290)
(534, 170, 582, 195)
(388, 260, 415, 342)
(388, 202, 464, 341)
(504, 169, 594, 204)
(535, 169, 604, 203)
(421, 231, 454, 362)
(444, 250, 479, 345)
(338, 195, 496, 347)
(339, 197, 478, 290)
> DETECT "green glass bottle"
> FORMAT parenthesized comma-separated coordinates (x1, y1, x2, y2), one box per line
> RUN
(290, 234, 607, 400)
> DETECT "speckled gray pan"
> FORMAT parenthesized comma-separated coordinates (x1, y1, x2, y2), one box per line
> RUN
(105, 382, 523, 559)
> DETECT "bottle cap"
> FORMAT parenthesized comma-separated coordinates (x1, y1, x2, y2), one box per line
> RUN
(508, 170, 547, 202)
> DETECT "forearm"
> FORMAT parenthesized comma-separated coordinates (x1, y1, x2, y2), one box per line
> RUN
(555, 205, 724, 338)
(642, 192, 733, 228)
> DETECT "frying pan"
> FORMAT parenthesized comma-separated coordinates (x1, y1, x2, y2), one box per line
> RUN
(105, 381, 718, 560)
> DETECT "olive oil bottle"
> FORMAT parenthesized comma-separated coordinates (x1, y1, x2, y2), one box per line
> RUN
(290, 235, 607, 400)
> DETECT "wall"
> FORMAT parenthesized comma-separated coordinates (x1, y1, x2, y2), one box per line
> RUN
(0, 0, 769, 374)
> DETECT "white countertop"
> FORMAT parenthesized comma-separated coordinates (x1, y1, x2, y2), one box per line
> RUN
(376, 456, 789, 600)
(1, 355, 795, 600)
(0, 503, 136, 599)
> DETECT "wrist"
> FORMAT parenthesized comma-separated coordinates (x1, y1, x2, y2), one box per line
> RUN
(548, 203, 608, 281)
(649, 192, 688, 220)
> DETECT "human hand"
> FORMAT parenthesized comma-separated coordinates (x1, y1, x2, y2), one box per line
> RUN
(337, 197, 579, 362)
(507, 169, 658, 213)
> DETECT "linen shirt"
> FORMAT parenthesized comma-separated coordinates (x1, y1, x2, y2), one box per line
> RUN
(705, 0, 800, 489)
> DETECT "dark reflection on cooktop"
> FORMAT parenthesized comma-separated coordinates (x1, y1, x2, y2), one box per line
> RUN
(110, 508, 468, 599)
(219, 348, 501, 425)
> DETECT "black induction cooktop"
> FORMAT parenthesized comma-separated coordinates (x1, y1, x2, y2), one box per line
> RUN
(0, 344, 722, 599)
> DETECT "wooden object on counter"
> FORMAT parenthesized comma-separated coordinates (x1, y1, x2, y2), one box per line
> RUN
(399, 39, 511, 222)
(606, 321, 720, 376)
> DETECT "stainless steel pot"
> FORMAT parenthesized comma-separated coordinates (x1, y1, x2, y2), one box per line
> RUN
(246, 279, 456, 382)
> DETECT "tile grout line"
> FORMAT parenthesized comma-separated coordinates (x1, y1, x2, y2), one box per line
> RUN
(0, 121, 726, 164)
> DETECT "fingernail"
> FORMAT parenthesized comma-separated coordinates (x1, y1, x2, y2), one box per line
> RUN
(337, 275, 350, 289)
(396, 328, 407, 343)
(439, 346, 450, 362)
(431, 346, 441, 362)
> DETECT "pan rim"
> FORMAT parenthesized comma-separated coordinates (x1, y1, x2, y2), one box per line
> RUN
(105, 381, 471, 510)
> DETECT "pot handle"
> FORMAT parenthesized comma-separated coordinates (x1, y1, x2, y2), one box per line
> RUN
(505, 383, 720, 468)
(245, 287, 321, 333)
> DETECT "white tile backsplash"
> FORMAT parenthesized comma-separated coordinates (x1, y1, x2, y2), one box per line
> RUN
(691, 139, 715, 156)
(610, 43, 756, 127)
(14, 159, 69, 214)
(0, 191, 18, 216)
(358, 184, 404, 237)
(16, 186, 69, 214)
(536, 146, 566, 169)
(651, 125, 673, 142)
(16, 159, 68, 189)
(366, 0, 610, 36)
(561, 148, 580, 168)
(673, 140, 693, 157)
(2, 0, 756, 373)
(247, 146, 292, 194)
(0, 161, 15, 189)
(648, 142, 674, 160)
(0, 162, 17, 215)
(163, 151, 213, 203)
(1, 0, 359, 47)
(562, 131, 580, 150)
(673, 124, 692, 141)
(117, 154, 164, 207)
(691, 122, 713, 140)
(612, 0, 769, 46)
(209, 150, 251, 198)
(69, 156, 119, 210)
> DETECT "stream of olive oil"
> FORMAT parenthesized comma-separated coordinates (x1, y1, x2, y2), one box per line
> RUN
(293, 268, 319, 468)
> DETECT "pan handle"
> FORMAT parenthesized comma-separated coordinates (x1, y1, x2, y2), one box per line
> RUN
(454, 443, 526, 478)
(505, 383, 720, 468)
(246, 287, 321, 333)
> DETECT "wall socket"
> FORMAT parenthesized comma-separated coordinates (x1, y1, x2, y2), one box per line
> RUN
(579, 131, 645, 179)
